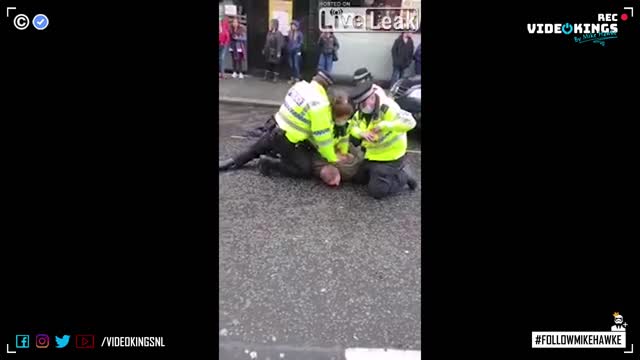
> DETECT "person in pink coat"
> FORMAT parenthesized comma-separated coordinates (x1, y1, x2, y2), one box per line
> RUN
(219, 15, 231, 79)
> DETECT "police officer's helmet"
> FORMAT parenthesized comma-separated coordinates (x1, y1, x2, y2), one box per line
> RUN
(313, 70, 335, 89)
(353, 68, 373, 85)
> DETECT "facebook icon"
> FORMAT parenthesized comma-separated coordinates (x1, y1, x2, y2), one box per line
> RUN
(16, 335, 30, 348)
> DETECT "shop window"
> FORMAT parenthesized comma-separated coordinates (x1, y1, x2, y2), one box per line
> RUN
(269, 0, 293, 36)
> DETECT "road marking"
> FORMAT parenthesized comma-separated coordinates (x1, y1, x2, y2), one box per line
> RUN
(230, 135, 248, 140)
(220, 341, 343, 353)
(220, 342, 421, 359)
(406, 150, 421, 154)
(345, 348, 421, 360)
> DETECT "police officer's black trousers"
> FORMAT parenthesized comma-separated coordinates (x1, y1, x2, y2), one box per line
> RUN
(352, 156, 409, 199)
(232, 124, 313, 178)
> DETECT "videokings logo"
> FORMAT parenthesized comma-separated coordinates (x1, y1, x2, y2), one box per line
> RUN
(527, 7, 634, 46)
(532, 312, 633, 354)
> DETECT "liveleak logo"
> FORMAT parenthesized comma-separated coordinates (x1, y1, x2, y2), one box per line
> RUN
(527, 7, 634, 46)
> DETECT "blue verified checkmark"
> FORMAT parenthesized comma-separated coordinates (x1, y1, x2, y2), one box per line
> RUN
(33, 14, 49, 30)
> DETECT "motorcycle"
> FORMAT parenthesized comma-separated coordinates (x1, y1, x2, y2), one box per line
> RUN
(389, 75, 421, 130)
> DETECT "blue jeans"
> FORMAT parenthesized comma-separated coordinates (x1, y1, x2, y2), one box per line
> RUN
(390, 66, 405, 85)
(288, 52, 302, 79)
(318, 53, 334, 73)
(219, 45, 228, 73)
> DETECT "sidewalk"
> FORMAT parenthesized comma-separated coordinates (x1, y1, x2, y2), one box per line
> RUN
(219, 74, 354, 107)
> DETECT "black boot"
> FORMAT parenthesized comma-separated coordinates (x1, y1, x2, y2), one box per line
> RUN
(407, 176, 418, 190)
(219, 158, 237, 171)
(257, 155, 275, 176)
(403, 165, 418, 190)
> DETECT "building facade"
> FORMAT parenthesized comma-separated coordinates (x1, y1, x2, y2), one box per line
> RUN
(220, 0, 422, 84)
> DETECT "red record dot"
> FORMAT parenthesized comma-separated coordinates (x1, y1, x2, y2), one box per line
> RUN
(621, 13, 628, 21)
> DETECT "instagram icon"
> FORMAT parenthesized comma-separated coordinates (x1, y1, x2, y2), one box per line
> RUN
(36, 334, 50, 348)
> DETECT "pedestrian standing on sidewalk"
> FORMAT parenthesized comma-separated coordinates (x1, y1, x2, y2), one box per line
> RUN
(390, 32, 415, 86)
(263, 19, 285, 82)
(229, 17, 247, 79)
(219, 14, 230, 79)
(287, 20, 304, 84)
(413, 44, 421, 76)
(317, 29, 339, 74)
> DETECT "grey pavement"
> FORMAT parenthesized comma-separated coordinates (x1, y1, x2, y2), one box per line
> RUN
(218, 103, 421, 359)
(219, 75, 359, 107)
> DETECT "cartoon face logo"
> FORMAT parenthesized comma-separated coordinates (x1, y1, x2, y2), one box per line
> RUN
(611, 312, 627, 332)
(614, 315, 624, 325)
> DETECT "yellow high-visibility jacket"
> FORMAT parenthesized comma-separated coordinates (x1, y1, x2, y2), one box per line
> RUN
(349, 96, 416, 162)
(274, 80, 338, 163)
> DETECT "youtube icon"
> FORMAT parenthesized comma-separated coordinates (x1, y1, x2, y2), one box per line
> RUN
(75, 334, 95, 349)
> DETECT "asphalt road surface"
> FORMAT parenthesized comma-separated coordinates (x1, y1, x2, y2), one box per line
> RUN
(219, 103, 422, 360)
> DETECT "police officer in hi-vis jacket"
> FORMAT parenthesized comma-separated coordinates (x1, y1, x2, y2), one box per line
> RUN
(348, 81, 418, 199)
(219, 70, 352, 178)
(309, 92, 362, 186)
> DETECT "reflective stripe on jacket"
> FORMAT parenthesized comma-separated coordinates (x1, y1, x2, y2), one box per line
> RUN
(274, 81, 338, 163)
(348, 96, 416, 161)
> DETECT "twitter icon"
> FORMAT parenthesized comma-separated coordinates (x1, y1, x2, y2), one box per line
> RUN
(55, 335, 70, 348)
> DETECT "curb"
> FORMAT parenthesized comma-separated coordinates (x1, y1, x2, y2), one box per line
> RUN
(219, 96, 281, 107)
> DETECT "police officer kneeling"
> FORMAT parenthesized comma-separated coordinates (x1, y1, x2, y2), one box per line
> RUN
(349, 81, 418, 199)
(219, 70, 342, 178)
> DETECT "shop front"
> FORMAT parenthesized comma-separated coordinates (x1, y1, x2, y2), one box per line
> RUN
(220, 0, 421, 83)
(220, 0, 319, 79)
